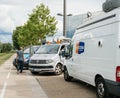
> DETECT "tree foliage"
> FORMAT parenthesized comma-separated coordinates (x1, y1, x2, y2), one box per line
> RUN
(0, 43, 12, 53)
(12, 3, 57, 49)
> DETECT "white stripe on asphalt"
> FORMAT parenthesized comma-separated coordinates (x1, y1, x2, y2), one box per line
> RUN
(27, 73, 48, 98)
(0, 82, 7, 98)
(0, 65, 12, 98)
(7, 66, 11, 79)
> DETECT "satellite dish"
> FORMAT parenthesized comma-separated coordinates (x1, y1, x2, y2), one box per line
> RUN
(103, 0, 120, 12)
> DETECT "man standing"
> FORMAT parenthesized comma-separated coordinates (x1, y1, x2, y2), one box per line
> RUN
(16, 47, 24, 74)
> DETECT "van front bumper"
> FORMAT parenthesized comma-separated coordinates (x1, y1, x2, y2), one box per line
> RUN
(105, 79, 120, 97)
(29, 65, 54, 72)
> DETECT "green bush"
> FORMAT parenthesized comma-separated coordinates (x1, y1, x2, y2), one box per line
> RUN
(0, 42, 13, 53)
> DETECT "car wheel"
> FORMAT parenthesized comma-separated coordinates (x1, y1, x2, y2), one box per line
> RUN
(55, 64, 63, 75)
(96, 77, 110, 98)
(13, 60, 17, 69)
(64, 67, 72, 81)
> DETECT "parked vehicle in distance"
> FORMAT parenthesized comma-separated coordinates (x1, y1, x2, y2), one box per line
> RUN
(63, 3, 120, 98)
(29, 44, 68, 75)
(13, 45, 40, 69)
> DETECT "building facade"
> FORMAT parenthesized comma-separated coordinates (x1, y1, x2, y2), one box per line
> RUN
(66, 11, 103, 38)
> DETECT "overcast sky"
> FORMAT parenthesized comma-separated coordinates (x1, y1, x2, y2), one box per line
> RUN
(0, 0, 105, 33)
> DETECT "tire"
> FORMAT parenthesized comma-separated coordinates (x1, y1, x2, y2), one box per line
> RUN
(64, 67, 72, 81)
(96, 77, 110, 98)
(55, 64, 63, 75)
(13, 59, 17, 69)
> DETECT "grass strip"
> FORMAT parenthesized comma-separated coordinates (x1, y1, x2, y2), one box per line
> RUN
(0, 53, 14, 65)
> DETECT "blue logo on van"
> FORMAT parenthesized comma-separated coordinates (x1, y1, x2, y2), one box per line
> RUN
(78, 42, 85, 54)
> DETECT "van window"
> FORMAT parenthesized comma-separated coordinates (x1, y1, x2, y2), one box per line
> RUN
(69, 43, 73, 57)
(65, 43, 73, 58)
(24, 48, 29, 54)
(36, 45, 60, 54)
(60, 45, 65, 51)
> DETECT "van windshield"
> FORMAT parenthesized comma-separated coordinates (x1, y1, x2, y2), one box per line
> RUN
(24, 46, 39, 54)
(24, 48, 29, 54)
(36, 44, 60, 54)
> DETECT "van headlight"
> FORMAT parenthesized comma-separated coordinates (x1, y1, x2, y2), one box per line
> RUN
(46, 60, 53, 64)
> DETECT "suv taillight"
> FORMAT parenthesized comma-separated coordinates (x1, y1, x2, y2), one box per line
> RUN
(116, 66, 120, 82)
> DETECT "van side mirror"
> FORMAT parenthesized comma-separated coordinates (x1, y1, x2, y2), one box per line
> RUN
(64, 49, 71, 59)
(59, 50, 65, 57)
(59, 51, 62, 56)
(63, 45, 70, 59)
(64, 52, 70, 58)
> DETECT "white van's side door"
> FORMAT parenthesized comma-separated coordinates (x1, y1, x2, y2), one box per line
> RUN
(65, 43, 77, 76)
(69, 41, 85, 77)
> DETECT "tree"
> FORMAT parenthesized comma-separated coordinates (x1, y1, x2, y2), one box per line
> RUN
(23, 23, 40, 45)
(27, 3, 58, 43)
(12, 3, 57, 49)
(12, 26, 23, 49)
(0, 42, 2, 53)
(0, 43, 12, 53)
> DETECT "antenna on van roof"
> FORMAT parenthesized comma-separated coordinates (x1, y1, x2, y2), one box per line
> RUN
(87, 11, 92, 18)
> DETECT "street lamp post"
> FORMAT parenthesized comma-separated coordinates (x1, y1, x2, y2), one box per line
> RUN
(57, 13, 72, 37)
(63, 0, 66, 37)
(57, 0, 72, 37)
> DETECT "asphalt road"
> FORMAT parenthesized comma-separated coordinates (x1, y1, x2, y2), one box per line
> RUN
(35, 73, 96, 98)
(0, 54, 97, 98)
(0, 55, 48, 98)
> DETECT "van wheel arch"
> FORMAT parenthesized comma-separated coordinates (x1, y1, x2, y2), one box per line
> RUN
(95, 75, 111, 98)
(64, 66, 73, 81)
(95, 75, 103, 83)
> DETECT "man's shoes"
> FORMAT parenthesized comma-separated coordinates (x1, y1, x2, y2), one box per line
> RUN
(17, 71, 19, 74)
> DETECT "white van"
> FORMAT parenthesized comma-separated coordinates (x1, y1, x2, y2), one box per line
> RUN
(63, 8, 120, 98)
(29, 44, 67, 75)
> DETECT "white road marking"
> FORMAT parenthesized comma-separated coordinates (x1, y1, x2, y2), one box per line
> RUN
(7, 67, 11, 79)
(0, 65, 12, 98)
(0, 82, 7, 98)
(27, 73, 48, 98)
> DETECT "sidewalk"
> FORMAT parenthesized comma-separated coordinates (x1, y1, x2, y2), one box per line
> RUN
(0, 54, 48, 98)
